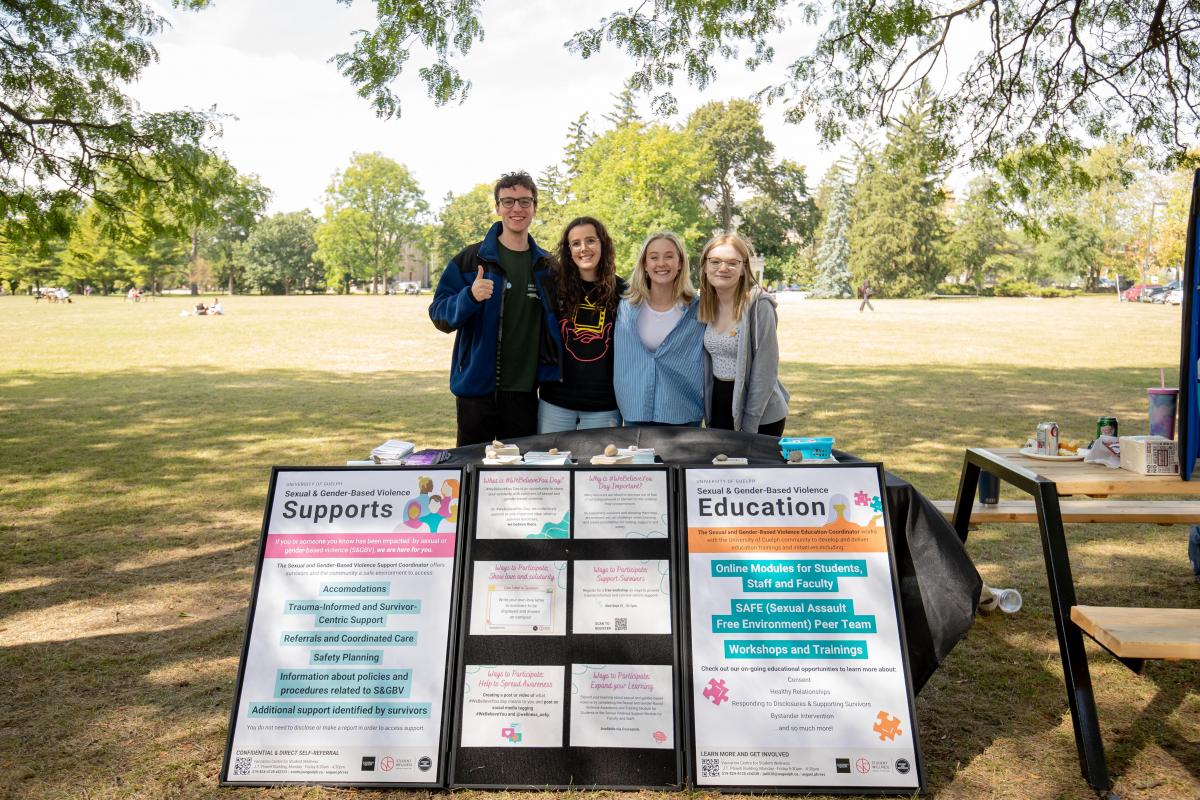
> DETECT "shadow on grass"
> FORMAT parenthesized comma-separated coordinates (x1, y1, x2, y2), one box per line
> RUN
(0, 363, 1196, 798)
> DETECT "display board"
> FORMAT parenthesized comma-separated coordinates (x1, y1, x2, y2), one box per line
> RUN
(680, 464, 924, 793)
(1178, 169, 1200, 479)
(449, 466, 683, 789)
(222, 467, 464, 787)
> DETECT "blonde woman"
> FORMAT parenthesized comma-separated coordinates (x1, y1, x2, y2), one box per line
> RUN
(697, 234, 789, 436)
(613, 232, 705, 425)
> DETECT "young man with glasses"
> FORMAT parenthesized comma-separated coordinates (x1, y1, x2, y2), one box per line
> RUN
(429, 171, 562, 445)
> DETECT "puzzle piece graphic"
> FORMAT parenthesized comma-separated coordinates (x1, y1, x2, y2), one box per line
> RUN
(873, 711, 903, 741)
(869, 495, 883, 512)
(854, 491, 869, 506)
(703, 678, 730, 706)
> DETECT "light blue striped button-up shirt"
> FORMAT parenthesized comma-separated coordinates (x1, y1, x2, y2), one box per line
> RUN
(613, 297, 706, 424)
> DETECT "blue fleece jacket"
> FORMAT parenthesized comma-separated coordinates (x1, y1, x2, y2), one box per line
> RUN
(429, 222, 562, 397)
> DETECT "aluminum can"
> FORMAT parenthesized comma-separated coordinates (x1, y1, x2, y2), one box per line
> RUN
(1095, 416, 1118, 439)
(1036, 422, 1060, 455)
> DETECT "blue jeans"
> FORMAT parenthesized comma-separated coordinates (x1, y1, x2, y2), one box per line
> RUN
(538, 400, 622, 433)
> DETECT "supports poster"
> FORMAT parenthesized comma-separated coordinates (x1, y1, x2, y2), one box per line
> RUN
(224, 468, 461, 786)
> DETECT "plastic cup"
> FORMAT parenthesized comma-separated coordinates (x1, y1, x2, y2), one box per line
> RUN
(978, 585, 1023, 614)
(1148, 387, 1179, 439)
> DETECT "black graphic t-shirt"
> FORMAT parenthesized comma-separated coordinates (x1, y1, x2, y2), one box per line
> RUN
(540, 276, 627, 411)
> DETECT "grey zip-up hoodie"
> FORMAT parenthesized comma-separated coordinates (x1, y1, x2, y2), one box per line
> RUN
(702, 287, 790, 432)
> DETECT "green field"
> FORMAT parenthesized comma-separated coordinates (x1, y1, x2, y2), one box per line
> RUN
(0, 294, 1196, 799)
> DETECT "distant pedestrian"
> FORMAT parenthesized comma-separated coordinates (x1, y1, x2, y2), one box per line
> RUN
(859, 278, 875, 312)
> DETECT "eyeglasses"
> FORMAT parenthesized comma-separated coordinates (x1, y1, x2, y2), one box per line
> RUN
(498, 197, 535, 209)
(705, 257, 744, 269)
(569, 237, 600, 250)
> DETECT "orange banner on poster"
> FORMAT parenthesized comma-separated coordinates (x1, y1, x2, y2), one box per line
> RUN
(688, 523, 886, 554)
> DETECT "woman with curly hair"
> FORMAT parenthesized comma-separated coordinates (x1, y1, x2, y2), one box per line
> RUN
(538, 216, 627, 431)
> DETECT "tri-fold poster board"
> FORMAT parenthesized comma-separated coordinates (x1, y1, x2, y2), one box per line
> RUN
(223, 463, 924, 794)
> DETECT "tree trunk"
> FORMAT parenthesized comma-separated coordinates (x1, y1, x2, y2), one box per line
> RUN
(189, 229, 200, 296)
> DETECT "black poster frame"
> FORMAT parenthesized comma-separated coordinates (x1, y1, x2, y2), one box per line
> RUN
(220, 465, 468, 789)
(1178, 169, 1200, 479)
(676, 462, 926, 795)
(448, 464, 684, 790)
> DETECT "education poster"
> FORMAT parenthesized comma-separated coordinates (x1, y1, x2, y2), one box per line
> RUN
(223, 467, 462, 786)
(683, 465, 922, 791)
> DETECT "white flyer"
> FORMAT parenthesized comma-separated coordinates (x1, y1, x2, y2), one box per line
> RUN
(460, 665, 566, 747)
(475, 470, 571, 539)
(574, 470, 669, 539)
(469, 561, 567, 636)
(569, 664, 674, 749)
(572, 560, 671, 634)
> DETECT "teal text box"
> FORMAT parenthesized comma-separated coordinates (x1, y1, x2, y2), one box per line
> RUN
(247, 701, 431, 718)
(319, 581, 391, 596)
(279, 630, 418, 647)
(274, 667, 411, 699)
(308, 650, 385, 666)
(723, 639, 869, 659)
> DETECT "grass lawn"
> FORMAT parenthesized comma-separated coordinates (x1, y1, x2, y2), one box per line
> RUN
(0, 293, 1196, 799)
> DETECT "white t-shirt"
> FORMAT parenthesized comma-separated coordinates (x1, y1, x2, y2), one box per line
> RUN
(637, 303, 684, 352)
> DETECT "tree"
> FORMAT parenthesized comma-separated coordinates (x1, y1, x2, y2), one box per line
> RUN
(563, 1, 1200, 169)
(737, 159, 819, 281)
(566, 121, 712, 273)
(687, 99, 776, 231)
(434, 184, 496, 275)
(604, 81, 642, 128)
(563, 113, 596, 179)
(1036, 215, 1104, 286)
(947, 176, 1009, 288)
(1156, 159, 1199, 274)
(317, 152, 428, 293)
(241, 211, 321, 294)
(0, 226, 68, 293)
(1, 1, 220, 242)
(848, 87, 951, 296)
(811, 168, 853, 298)
(61, 205, 137, 293)
(202, 173, 271, 294)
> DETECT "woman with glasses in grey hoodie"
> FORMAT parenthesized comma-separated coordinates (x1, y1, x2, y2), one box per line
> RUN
(696, 233, 789, 436)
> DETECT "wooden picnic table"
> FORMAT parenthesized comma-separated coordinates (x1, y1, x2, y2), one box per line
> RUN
(950, 447, 1200, 798)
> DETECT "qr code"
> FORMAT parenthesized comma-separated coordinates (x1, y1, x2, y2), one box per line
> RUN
(233, 756, 253, 776)
(615, 617, 627, 631)
(701, 758, 719, 778)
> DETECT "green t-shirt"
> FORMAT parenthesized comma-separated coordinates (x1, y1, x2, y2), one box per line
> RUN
(496, 242, 541, 392)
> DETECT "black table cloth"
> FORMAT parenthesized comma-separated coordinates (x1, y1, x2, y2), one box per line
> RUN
(447, 426, 981, 692)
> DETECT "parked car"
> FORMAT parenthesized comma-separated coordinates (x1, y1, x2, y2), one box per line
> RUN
(1122, 283, 1148, 301)
(1142, 285, 1168, 303)
(1164, 287, 1183, 305)
(1150, 280, 1180, 303)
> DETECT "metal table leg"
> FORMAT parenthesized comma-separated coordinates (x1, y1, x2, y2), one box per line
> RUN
(1032, 481, 1112, 794)
(956, 449, 1115, 795)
